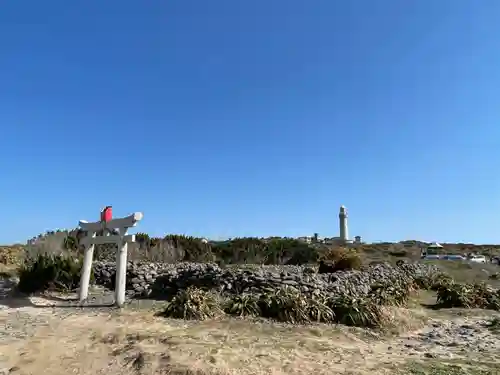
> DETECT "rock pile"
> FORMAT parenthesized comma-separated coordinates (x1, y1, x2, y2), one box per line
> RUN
(92, 261, 441, 299)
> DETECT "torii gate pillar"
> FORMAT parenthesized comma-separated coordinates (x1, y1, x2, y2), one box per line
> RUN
(78, 211, 143, 307)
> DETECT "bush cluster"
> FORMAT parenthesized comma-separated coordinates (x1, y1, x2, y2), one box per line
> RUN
(0, 246, 23, 265)
(368, 280, 413, 307)
(62, 234, 320, 265)
(159, 284, 410, 328)
(413, 273, 454, 291)
(18, 254, 90, 294)
(157, 267, 500, 327)
(318, 248, 362, 272)
(436, 282, 500, 310)
(158, 286, 223, 320)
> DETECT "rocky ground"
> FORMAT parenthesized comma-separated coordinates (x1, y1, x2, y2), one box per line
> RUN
(1, 275, 500, 375)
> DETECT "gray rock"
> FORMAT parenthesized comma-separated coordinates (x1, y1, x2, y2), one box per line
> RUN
(89, 260, 442, 299)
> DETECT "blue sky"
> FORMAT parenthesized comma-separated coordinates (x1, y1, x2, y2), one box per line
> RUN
(1, 1, 500, 244)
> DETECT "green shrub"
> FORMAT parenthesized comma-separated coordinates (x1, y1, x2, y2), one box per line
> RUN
(96, 232, 322, 264)
(414, 273, 453, 291)
(474, 283, 500, 310)
(321, 247, 350, 262)
(18, 254, 88, 294)
(369, 281, 412, 307)
(284, 245, 319, 265)
(164, 235, 214, 262)
(135, 232, 150, 246)
(0, 246, 23, 265)
(328, 295, 388, 328)
(157, 286, 399, 328)
(258, 287, 311, 324)
(388, 250, 407, 257)
(332, 254, 362, 272)
(306, 292, 336, 323)
(436, 283, 475, 308)
(265, 238, 313, 265)
(159, 287, 223, 320)
(63, 236, 78, 251)
(135, 232, 150, 242)
(135, 233, 162, 249)
(436, 282, 500, 310)
(224, 293, 261, 317)
(227, 289, 390, 327)
(211, 237, 315, 265)
(257, 287, 336, 324)
(149, 237, 162, 247)
(319, 248, 362, 272)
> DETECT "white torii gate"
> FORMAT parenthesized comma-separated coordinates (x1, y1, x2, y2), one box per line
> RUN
(78, 210, 143, 307)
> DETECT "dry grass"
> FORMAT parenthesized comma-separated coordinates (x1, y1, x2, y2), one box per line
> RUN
(0, 245, 24, 267)
(0, 262, 18, 278)
(1, 277, 500, 374)
(0, 302, 434, 375)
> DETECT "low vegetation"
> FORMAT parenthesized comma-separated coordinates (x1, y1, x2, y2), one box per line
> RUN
(159, 285, 394, 327)
(17, 253, 90, 294)
(12, 229, 500, 266)
(319, 247, 363, 272)
(152, 262, 500, 328)
(436, 281, 500, 310)
(7, 241, 500, 329)
(158, 286, 223, 320)
(152, 264, 467, 329)
(4, 231, 500, 333)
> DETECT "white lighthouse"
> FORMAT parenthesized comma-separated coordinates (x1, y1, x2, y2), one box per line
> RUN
(339, 205, 349, 243)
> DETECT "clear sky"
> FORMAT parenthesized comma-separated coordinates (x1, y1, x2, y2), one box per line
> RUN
(1, 1, 499, 244)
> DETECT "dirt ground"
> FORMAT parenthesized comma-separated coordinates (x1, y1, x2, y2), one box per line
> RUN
(1, 292, 500, 375)
(2, 254, 500, 375)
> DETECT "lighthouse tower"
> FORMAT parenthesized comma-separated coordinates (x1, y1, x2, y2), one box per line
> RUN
(339, 205, 349, 243)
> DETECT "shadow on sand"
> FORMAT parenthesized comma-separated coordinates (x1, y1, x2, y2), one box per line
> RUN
(0, 287, 118, 310)
(0, 296, 118, 309)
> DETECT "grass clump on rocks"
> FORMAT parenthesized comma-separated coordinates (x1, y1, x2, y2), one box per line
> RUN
(368, 280, 413, 307)
(163, 285, 399, 328)
(224, 288, 336, 323)
(224, 293, 262, 317)
(436, 281, 500, 310)
(258, 287, 313, 324)
(329, 295, 389, 328)
(256, 287, 395, 327)
(159, 286, 223, 320)
(307, 291, 336, 323)
(414, 272, 454, 291)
